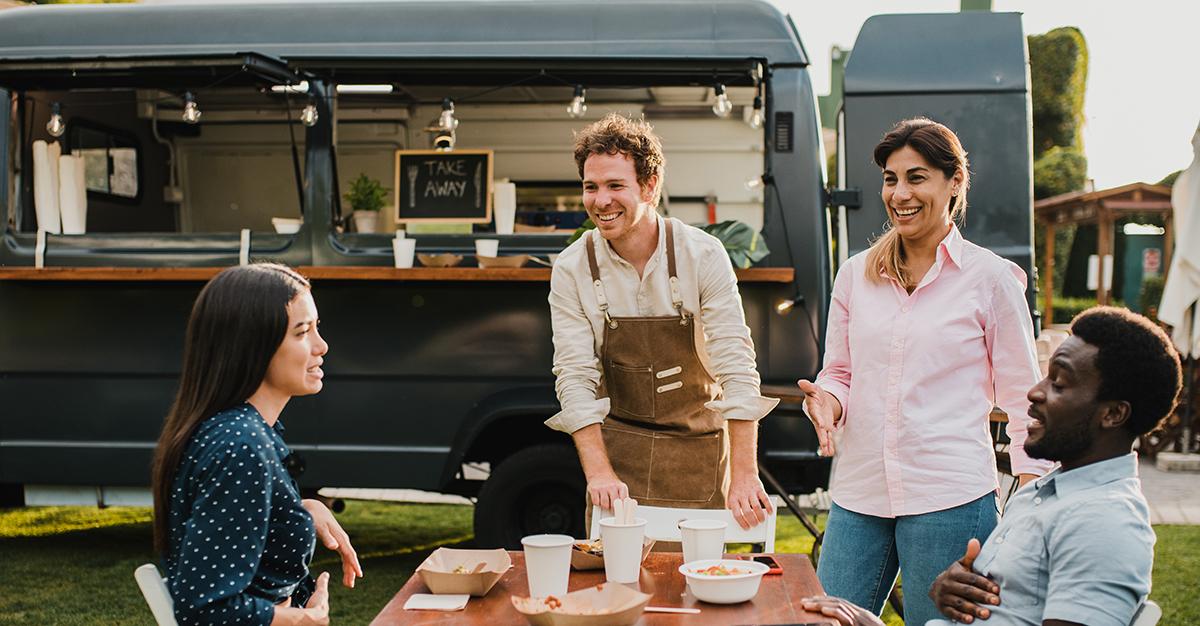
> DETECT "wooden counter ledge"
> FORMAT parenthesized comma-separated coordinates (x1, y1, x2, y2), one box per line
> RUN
(0, 266, 794, 283)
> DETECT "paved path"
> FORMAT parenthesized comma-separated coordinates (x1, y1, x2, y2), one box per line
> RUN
(1140, 458, 1200, 525)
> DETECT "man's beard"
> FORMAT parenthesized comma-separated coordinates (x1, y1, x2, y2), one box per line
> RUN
(1024, 417, 1094, 462)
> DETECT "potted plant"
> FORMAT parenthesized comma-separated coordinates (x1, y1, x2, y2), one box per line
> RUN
(344, 173, 390, 233)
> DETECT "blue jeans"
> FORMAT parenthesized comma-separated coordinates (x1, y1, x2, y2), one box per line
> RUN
(816, 493, 999, 626)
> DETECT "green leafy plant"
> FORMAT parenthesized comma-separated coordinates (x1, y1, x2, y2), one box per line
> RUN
(344, 174, 390, 213)
(1139, 274, 1166, 321)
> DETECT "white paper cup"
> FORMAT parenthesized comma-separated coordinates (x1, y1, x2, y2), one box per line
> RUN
(521, 534, 573, 597)
(493, 182, 516, 235)
(393, 237, 416, 269)
(475, 238, 500, 257)
(679, 519, 727, 564)
(599, 517, 647, 584)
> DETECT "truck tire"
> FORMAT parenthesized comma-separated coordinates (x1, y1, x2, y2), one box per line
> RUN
(473, 444, 586, 549)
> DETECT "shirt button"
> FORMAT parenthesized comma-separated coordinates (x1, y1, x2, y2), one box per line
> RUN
(1034, 497, 1043, 505)
(995, 537, 1004, 544)
(902, 305, 911, 313)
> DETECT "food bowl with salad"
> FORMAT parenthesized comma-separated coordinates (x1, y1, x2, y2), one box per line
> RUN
(677, 559, 770, 604)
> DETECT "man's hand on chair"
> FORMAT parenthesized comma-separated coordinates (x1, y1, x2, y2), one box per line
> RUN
(727, 471, 772, 530)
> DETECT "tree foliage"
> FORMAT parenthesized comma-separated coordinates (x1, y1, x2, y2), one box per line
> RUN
(1158, 170, 1181, 187)
(1033, 146, 1088, 199)
(1028, 27, 1089, 159)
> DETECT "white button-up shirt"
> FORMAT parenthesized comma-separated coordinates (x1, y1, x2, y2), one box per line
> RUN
(546, 215, 778, 434)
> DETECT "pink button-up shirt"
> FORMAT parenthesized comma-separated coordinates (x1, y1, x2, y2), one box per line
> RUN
(816, 226, 1054, 518)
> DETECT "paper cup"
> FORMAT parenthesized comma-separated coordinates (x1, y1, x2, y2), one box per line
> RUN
(475, 238, 500, 257)
(393, 237, 416, 269)
(493, 182, 516, 235)
(679, 519, 726, 564)
(521, 534, 573, 598)
(599, 517, 647, 584)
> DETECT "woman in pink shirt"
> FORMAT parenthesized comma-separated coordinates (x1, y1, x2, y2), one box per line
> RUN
(798, 118, 1053, 624)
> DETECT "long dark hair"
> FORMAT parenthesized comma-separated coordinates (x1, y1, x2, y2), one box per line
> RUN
(151, 263, 310, 554)
(866, 117, 971, 287)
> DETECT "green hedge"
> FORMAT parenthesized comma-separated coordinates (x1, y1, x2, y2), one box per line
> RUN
(1028, 27, 1089, 158)
(1034, 146, 1088, 199)
(1050, 297, 1126, 325)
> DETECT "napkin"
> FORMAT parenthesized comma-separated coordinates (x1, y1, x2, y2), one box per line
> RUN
(404, 593, 470, 611)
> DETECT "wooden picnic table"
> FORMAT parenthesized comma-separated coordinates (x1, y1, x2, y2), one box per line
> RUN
(371, 552, 833, 625)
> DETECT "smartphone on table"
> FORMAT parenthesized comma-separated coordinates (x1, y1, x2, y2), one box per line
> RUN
(734, 554, 783, 575)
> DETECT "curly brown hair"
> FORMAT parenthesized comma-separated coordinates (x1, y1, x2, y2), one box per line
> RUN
(573, 113, 665, 206)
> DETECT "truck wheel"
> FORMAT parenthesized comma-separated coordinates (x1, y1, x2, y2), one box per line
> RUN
(473, 444, 585, 549)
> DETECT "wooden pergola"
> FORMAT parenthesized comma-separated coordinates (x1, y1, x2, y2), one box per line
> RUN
(1034, 182, 1174, 319)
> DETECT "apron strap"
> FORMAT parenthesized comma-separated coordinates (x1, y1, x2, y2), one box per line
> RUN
(664, 220, 685, 320)
(585, 231, 615, 327)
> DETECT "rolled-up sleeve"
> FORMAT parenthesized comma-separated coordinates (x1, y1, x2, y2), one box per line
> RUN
(813, 261, 853, 423)
(547, 261, 610, 434)
(169, 441, 275, 625)
(986, 263, 1055, 477)
(697, 239, 778, 421)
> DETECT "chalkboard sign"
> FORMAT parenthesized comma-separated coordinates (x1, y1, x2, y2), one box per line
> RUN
(393, 149, 493, 223)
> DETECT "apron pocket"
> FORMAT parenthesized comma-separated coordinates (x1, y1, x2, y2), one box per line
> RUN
(607, 361, 655, 420)
(601, 425, 653, 499)
(647, 431, 722, 503)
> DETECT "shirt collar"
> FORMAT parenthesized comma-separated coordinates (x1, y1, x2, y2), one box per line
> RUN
(1036, 452, 1139, 498)
(599, 212, 666, 269)
(938, 224, 964, 269)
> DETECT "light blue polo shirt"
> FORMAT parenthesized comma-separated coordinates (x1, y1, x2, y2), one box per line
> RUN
(964, 453, 1155, 626)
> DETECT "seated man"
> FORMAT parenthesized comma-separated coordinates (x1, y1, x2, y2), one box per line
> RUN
(801, 306, 1182, 626)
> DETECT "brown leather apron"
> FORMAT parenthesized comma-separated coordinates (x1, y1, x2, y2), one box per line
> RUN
(587, 221, 730, 516)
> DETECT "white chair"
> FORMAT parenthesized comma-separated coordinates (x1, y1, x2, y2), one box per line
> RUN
(1130, 599, 1162, 626)
(590, 504, 777, 552)
(134, 563, 178, 626)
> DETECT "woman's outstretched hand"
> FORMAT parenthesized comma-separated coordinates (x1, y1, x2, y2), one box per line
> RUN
(797, 380, 841, 457)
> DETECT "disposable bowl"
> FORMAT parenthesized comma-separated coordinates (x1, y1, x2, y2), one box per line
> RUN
(678, 558, 769, 604)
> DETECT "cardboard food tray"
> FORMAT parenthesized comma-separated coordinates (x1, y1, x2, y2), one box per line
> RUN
(416, 547, 511, 596)
(511, 582, 650, 626)
(570, 538, 655, 570)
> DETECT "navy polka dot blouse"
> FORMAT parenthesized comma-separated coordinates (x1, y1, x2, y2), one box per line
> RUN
(165, 403, 316, 625)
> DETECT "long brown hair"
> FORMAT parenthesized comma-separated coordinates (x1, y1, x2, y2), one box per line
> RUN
(865, 118, 970, 287)
(151, 263, 310, 554)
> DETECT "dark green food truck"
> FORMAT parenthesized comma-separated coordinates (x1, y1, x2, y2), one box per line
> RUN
(0, 1, 1037, 548)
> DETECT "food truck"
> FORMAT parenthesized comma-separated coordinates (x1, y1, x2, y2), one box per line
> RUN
(0, 1, 1036, 548)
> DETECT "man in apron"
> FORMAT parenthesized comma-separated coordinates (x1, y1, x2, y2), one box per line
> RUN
(546, 113, 779, 530)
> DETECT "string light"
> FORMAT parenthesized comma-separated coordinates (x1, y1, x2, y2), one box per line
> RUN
(300, 96, 319, 127)
(567, 85, 587, 118)
(46, 102, 65, 138)
(711, 83, 733, 118)
(182, 92, 201, 124)
(748, 95, 765, 129)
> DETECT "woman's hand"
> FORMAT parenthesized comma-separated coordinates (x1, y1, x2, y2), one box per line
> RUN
(303, 499, 363, 588)
(799, 596, 885, 626)
(797, 380, 841, 456)
(271, 572, 330, 626)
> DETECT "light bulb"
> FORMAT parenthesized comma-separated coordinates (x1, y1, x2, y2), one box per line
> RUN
(712, 84, 733, 118)
(182, 92, 201, 124)
(46, 102, 65, 138)
(748, 96, 765, 129)
(300, 100, 319, 127)
(438, 97, 458, 132)
(567, 85, 587, 118)
(745, 175, 765, 191)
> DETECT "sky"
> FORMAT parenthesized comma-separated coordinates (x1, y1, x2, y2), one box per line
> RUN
(773, 0, 1200, 189)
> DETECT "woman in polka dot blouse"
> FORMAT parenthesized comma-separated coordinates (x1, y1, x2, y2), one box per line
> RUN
(151, 264, 363, 625)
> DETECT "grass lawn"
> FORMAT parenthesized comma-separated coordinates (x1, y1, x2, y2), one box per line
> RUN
(1, 502, 1195, 625)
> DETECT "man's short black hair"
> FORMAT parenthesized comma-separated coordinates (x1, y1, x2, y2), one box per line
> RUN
(1070, 306, 1183, 436)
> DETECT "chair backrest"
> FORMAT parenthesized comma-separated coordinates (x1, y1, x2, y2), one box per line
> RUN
(134, 563, 178, 626)
(1130, 599, 1162, 626)
(590, 504, 776, 553)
